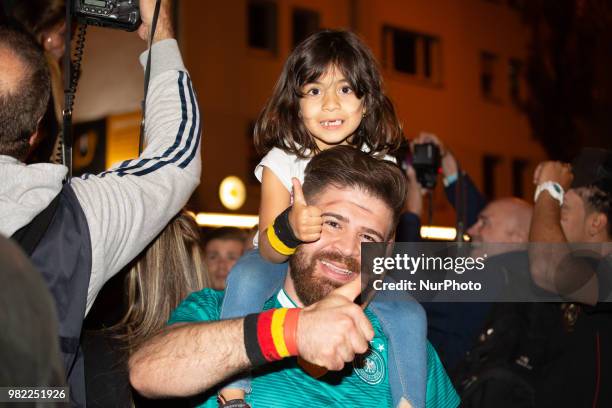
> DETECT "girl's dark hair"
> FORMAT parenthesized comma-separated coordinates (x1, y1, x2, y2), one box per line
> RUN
(254, 29, 404, 159)
(303, 145, 407, 233)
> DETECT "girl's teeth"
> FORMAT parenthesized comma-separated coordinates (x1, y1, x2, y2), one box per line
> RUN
(322, 120, 342, 126)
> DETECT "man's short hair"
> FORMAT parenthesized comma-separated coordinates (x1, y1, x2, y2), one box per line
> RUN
(204, 227, 247, 246)
(0, 25, 51, 160)
(572, 148, 612, 238)
(302, 146, 407, 236)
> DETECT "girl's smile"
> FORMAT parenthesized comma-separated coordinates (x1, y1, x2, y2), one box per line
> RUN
(299, 65, 365, 151)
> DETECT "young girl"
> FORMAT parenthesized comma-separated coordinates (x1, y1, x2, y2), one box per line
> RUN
(219, 30, 427, 408)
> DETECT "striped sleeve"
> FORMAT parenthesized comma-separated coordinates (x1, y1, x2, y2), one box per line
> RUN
(71, 39, 202, 314)
(425, 342, 461, 408)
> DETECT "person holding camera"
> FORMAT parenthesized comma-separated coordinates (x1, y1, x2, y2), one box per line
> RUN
(0, 0, 200, 405)
(401, 134, 533, 371)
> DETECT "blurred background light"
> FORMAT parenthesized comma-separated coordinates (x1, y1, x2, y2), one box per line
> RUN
(196, 212, 258, 228)
(219, 176, 246, 211)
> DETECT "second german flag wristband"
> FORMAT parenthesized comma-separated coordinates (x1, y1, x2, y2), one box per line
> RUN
(244, 308, 301, 367)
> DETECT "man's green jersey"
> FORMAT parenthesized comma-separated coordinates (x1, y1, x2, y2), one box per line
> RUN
(169, 289, 459, 408)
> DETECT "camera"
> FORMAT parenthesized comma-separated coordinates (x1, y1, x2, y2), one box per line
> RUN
(73, 0, 141, 31)
(412, 143, 441, 189)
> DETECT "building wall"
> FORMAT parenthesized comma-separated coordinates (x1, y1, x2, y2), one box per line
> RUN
(74, 26, 145, 123)
(76, 0, 547, 227)
(178, 0, 354, 215)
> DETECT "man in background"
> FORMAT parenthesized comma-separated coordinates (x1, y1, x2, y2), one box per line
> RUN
(203, 227, 247, 290)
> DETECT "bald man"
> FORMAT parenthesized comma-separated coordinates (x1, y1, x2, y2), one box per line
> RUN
(467, 197, 533, 256)
(421, 198, 533, 370)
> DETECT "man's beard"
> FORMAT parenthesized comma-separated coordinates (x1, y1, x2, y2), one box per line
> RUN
(289, 247, 359, 306)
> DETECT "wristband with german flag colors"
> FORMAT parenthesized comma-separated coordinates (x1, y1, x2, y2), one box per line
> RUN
(243, 308, 302, 367)
(267, 207, 302, 256)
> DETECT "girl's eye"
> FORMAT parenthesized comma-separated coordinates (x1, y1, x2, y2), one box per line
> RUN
(340, 86, 353, 94)
(306, 88, 320, 96)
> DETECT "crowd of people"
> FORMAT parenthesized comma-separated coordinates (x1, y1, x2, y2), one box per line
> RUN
(1, 1, 611, 408)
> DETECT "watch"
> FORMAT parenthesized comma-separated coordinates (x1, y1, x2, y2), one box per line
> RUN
(534, 181, 564, 206)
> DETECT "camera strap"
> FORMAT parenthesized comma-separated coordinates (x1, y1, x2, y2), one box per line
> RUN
(139, 0, 163, 154)
(62, 1, 73, 182)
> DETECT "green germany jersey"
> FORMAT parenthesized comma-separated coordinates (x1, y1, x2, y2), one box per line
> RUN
(169, 289, 459, 408)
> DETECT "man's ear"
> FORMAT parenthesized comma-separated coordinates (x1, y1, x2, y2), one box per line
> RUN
(28, 116, 45, 147)
(589, 212, 608, 237)
(509, 228, 528, 243)
(29, 130, 41, 147)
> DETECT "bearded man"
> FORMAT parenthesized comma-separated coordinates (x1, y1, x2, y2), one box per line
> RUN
(129, 146, 459, 408)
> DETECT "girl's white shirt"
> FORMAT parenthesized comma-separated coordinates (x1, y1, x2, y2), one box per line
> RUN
(252, 146, 395, 246)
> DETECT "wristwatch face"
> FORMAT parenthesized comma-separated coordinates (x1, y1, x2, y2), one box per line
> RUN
(553, 184, 562, 194)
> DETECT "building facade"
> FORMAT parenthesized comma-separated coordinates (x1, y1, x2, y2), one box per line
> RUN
(76, 0, 546, 227)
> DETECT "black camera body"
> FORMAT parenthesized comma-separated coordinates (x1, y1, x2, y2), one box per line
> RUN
(74, 0, 141, 31)
(412, 143, 441, 189)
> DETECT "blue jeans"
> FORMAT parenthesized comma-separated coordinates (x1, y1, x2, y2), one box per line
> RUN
(220, 249, 427, 407)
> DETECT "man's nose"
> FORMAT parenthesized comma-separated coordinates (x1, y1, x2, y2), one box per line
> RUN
(331, 230, 360, 259)
(466, 222, 480, 239)
(216, 257, 230, 271)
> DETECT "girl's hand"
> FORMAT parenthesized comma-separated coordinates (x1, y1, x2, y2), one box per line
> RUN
(289, 178, 323, 242)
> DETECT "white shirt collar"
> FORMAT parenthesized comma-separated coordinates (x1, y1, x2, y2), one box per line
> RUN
(276, 288, 298, 308)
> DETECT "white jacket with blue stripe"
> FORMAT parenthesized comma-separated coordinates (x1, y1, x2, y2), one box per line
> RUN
(0, 39, 201, 315)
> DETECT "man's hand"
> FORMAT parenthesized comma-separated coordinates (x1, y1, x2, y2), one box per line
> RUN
(137, 0, 174, 43)
(413, 132, 458, 178)
(533, 161, 573, 191)
(289, 178, 323, 242)
(296, 278, 374, 371)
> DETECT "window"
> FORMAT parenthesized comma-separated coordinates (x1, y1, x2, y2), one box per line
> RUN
(508, 58, 523, 104)
(512, 158, 528, 198)
(382, 26, 441, 83)
(482, 155, 501, 200)
(480, 51, 499, 100)
(292, 8, 320, 48)
(247, 0, 278, 54)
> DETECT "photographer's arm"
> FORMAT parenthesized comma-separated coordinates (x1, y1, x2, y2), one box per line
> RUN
(413, 133, 485, 226)
(397, 165, 423, 242)
(137, 0, 174, 43)
(71, 0, 201, 313)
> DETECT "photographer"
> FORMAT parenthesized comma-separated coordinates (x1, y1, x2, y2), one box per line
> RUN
(396, 133, 487, 244)
(402, 134, 533, 371)
(0, 0, 201, 405)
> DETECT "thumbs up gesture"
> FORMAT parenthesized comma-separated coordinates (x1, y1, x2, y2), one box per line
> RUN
(296, 278, 374, 371)
(289, 178, 323, 242)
